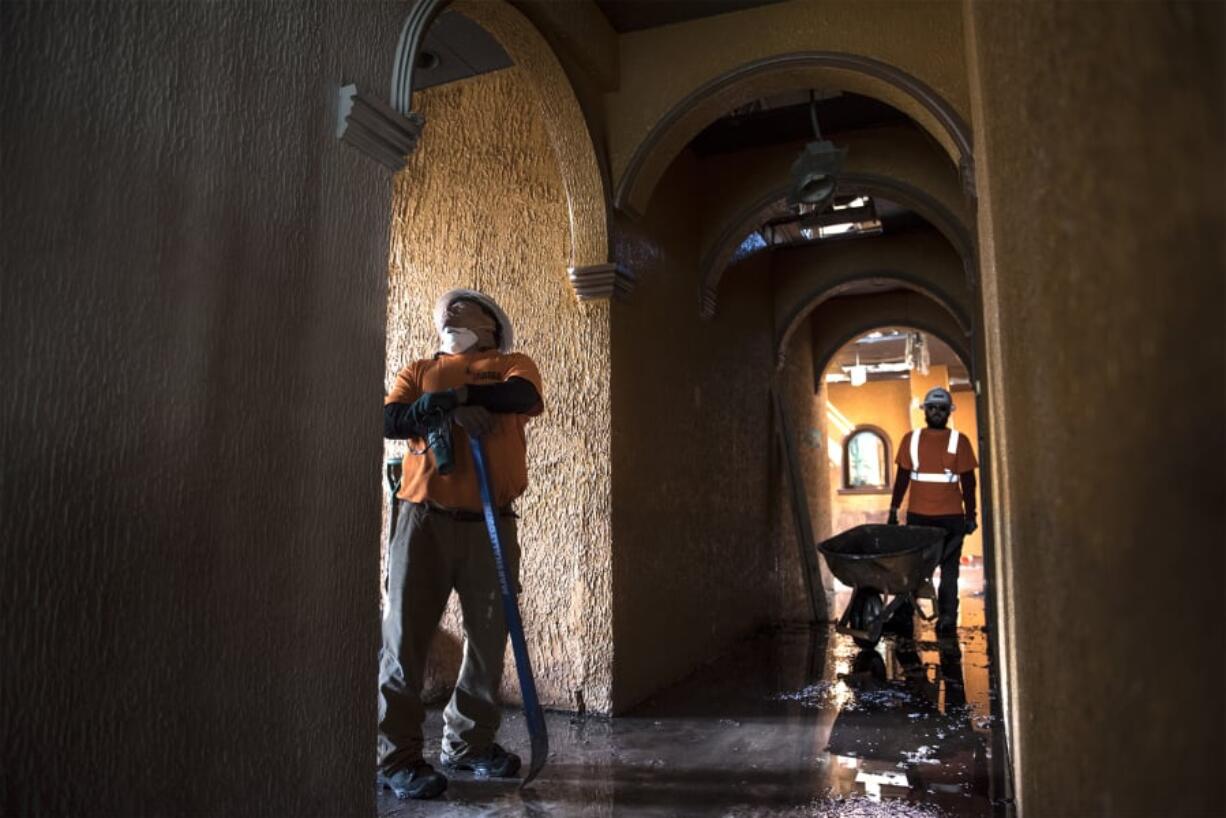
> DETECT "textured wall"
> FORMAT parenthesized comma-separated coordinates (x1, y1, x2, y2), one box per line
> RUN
(385, 68, 614, 713)
(965, 2, 1224, 814)
(609, 155, 782, 712)
(453, 0, 609, 268)
(1, 2, 404, 815)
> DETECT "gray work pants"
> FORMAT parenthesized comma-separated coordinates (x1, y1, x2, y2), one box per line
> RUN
(377, 501, 519, 773)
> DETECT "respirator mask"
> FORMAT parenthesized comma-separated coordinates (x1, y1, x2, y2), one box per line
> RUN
(439, 327, 479, 354)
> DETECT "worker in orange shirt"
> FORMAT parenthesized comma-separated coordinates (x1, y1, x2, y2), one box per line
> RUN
(887, 387, 978, 637)
(377, 290, 544, 800)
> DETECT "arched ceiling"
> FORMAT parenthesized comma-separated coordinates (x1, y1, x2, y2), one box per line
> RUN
(769, 227, 973, 360)
(694, 122, 970, 317)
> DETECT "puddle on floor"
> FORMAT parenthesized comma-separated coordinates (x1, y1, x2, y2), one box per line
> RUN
(379, 567, 1010, 817)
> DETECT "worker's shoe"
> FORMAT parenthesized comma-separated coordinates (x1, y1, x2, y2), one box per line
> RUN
(441, 743, 521, 778)
(377, 763, 448, 800)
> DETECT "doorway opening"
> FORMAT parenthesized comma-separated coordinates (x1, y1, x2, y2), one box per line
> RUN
(821, 326, 984, 582)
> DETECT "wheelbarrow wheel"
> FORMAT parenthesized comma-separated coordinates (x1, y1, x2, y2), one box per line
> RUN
(849, 588, 884, 648)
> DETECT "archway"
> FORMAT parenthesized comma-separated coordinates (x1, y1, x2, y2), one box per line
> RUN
(391, 0, 612, 277)
(614, 52, 973, 218)
(703, 176, 973, 318)
(806, 306, 973, 383)
(771, 284, 980, 621)
(380, 2, 617, 717)
(817, 325, 980, 537)
(769, 229, 976, 366)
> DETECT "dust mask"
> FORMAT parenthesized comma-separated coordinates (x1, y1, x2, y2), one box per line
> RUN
(439, 327, 479, 354)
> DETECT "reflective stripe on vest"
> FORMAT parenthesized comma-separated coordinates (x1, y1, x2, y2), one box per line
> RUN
(911, 428, 960, 484)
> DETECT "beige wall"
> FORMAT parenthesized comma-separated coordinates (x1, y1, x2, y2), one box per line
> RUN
(966, 2, 1224, 814)
(609, 155, 783, 712)
(386, 68, 614, 713)
(1, 2, 405, 814)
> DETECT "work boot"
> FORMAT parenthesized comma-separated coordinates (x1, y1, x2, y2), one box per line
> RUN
(377, 763, 448, 800)
(441, 743, 521, 778)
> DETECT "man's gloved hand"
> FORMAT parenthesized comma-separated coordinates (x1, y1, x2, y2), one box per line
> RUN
(964, 516, 978, 535)
(887, 508, 899, 526)
(453, 405, 497, 438)
(413, 389, 460, 417)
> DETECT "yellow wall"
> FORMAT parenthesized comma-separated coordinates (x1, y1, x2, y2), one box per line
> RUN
(826, 379, 911, 534)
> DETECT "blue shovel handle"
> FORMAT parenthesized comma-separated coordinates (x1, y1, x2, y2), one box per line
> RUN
(470, 437, 549, 789)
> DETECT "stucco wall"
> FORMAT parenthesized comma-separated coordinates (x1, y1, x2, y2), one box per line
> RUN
(609, 155, 781, 712)
(1, 2, 404, 815)
(385, 68, 614, 713)
(966, 2, 1224, 814)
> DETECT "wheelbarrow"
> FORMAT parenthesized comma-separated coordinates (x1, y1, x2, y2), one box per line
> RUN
(818, 524, 946, 648)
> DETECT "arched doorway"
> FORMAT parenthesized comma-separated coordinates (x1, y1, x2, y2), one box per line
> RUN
(613, 52, 973, 218)
(380, 0, 617, 717)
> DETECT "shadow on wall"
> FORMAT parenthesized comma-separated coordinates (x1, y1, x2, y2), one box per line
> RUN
(608, 161, 784, 712)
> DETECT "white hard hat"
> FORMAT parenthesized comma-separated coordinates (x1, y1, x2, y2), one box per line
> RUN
(921, 387, 954, 408)
(433, 289, 514, 353)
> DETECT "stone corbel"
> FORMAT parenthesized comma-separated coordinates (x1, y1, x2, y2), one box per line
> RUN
(336, 84, 424, 171)
(567, 264, 635, 302)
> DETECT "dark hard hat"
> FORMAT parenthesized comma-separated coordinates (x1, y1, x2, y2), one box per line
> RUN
(922, 387, 953, 408)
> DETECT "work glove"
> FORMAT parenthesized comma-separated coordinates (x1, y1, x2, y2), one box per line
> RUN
(413, 389, 460, 417)
(964, 516, 978, 535)
(887, 508, 899, 526)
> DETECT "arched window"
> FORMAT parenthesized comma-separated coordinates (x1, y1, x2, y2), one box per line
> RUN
(843, 427, 891, 491)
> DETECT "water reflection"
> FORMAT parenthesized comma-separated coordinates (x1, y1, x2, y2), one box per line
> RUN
(380, 586, 1008, 818)
(822, 639, 991, 811)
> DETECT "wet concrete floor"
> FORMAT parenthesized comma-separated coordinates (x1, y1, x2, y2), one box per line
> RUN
(379, 566, 1011, 817)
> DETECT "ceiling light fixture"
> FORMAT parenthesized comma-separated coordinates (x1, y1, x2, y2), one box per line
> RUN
(788, 90, 847, 212)
(849, 353, 868, 387)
